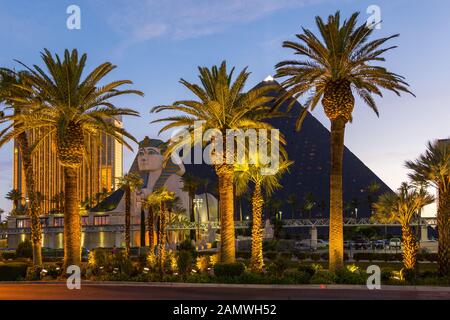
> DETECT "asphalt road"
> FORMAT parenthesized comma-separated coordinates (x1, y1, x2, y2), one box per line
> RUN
(0, 282, 449, 300)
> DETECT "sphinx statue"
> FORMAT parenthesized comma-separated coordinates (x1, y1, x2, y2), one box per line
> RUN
(130, 136, 189, 210)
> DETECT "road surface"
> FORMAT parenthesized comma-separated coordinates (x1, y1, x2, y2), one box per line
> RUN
(0, 282, 449, 300)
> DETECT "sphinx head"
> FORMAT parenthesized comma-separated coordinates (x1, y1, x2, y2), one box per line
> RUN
(137, 137, 185, 175)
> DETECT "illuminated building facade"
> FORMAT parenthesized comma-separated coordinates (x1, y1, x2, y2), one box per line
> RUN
(12, 117, 123, 214)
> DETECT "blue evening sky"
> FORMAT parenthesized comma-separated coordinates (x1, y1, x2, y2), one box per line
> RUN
(0, 0, 449, 216)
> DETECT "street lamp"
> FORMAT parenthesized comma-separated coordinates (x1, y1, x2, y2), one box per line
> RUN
(193, 198, 203, 240)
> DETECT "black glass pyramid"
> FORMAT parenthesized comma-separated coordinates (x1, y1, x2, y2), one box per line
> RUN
(184, 79, 392, 220)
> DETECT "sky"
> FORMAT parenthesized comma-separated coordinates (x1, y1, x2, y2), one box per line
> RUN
(0, 0, 449, 217)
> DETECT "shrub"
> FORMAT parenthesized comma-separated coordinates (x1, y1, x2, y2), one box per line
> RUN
(310, 271, 336, 284)
(310, 253, 321, 261)
(178, 240, 195, 252)
(1, 251, 16, 260)
(297, 264, 316, 277)
(236, 272, 266, 284)
(284, 270, 312, 284)
(264, 251, 278, 261)
(335, 268, 366, 285)
(164, 251, 178, 273)
(177, 250, 193, 278)
(381, 269, 394, 282)
(295, 252, 309, 260)
(263, 240, 278, 252)
(214, 263, 245, 278)
(90, 248, 110, 268)
(280, 252, 293, 260)
(16, 240, 33, 259)
(0, 262, 28, 281)
(110, 251, 134, 276)
(401, 268, 416, 283)
(196, 255, 210, 272)
(267, 256, 289, 277)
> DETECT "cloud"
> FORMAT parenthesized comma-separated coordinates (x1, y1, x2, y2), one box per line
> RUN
(102, 0, 318, 43)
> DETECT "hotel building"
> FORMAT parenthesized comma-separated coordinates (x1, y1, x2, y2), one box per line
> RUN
(12, 117, 124, 214)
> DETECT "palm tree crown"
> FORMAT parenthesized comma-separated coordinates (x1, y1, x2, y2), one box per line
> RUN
(275, 11, 413, 130)
(373, 182, 434, 225)
(0, 49, 142, 162)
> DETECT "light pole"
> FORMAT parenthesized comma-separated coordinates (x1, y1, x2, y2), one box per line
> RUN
(193, 198, 203, 241)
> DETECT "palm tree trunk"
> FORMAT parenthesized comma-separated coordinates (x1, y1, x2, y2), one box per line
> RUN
(125, 187, 131, 256)
(437, 187, 450, 276)
(216, 164, 235, 263)
(250, 182, 264, 273)
(402, 224, 418, 270)
(63, 167, 81, 268)
(140, 209, 146, 247)
(158, 202, 167, 275)
(147, 206, 154, 250)
(17, 132, 42, 266)
(329, 117, 346, 271)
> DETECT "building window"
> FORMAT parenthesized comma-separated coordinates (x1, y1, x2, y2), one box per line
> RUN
(54, 217, 64, 227)
(16, 219, 30, 228)
(81, 216, 90, 226)
(40, 218, 48, 227)
(94, 215, 108, 225)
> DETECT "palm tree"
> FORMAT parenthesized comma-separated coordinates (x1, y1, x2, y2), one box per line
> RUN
(366, 181, 381, 214)
(302, 193, 316, 219)
(373, 183, 434, 270)
(50, 192, 64, 213)
(235, 157, 292, 273)
(5, 189, 23, 210)
(151, 61, 276, 263)
(152, 187, 175, 275)
(405, 140, 450, 276)
(0, 49, 142, 268)
(181, 173, 202, 240)
(116, 172, 143, 256)
(274, 11, 413, 270)
(0, 69, 43, 266)
(142, 195, 157, 250)
(287, 194, 298, 219)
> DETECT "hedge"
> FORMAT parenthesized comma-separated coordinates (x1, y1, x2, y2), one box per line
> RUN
(0, 262, 28, 281)
(214, 263, 246, 278)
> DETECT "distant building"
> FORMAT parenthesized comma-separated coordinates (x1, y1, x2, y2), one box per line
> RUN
(13, 117, 123, 214)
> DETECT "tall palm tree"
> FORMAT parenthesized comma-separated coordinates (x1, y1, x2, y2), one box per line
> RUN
(0, 49, 142, 268)
(373, 182, 434, 270)
(181, 173, 202, 240)
(235, 157, 292, 273)
(152, 187, 175, 275)
(5, 189, 23, 210)
(151, 61, 276, 263)
(0, 69, 43, 266)
(405, 140, 450, 276)
(116, 172, 143, 256)
(274, 11, 413, 270)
